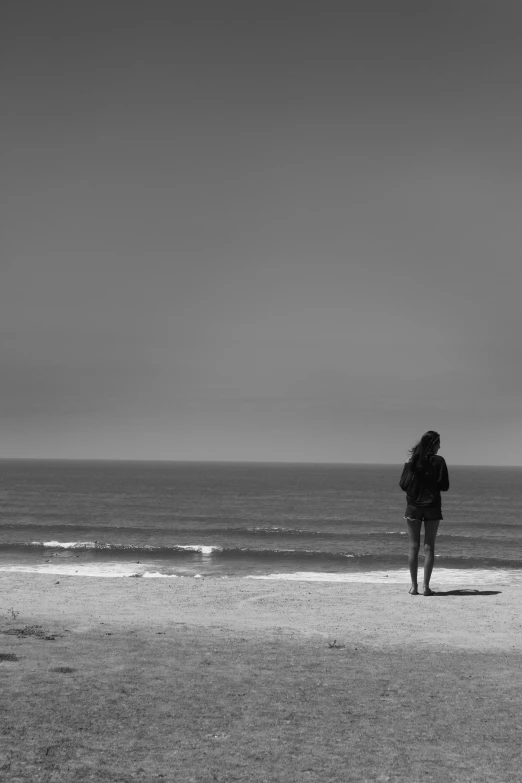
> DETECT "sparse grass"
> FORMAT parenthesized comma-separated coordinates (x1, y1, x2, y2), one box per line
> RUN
(1, 624, 521, 782)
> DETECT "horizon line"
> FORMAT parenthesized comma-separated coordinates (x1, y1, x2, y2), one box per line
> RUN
(0, 456, 520, 469)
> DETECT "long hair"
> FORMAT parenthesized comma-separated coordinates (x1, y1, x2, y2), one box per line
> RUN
(408, 430, 440, 475)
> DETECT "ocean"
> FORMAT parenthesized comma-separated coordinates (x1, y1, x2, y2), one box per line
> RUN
(0, 459, 521, 585)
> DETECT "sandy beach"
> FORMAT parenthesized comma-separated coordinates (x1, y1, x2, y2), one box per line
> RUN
(2, 573, 522, 650)
(2, 574, 522, 782)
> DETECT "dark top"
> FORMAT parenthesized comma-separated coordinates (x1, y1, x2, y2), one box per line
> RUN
(399, 454, 450, 509)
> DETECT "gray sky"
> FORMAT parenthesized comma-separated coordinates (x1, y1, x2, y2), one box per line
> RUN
(2, 1, 521, 465)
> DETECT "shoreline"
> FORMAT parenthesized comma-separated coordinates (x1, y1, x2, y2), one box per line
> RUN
(2, 562, 522, 585)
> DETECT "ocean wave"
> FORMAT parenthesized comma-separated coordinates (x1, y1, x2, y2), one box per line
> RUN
(2, 541, 360, 559)
(1, 541, 522, 571)
(22, 541, 223, 554)
(22, 533, 521, 552)
(3, 523, 519, 550)
(245, 527, 325, 535)
(176, 545, 220, 555)
(0, 523, 381, 539)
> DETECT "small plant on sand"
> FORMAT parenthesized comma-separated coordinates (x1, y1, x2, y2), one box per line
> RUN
(6, 608, 19, 621)
(327, 640, 345, 649)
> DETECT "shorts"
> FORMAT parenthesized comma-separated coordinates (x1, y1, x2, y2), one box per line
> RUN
(405, 504, 443, 522)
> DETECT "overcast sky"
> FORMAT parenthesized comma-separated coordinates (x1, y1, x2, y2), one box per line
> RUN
(2, 1, 521, 465)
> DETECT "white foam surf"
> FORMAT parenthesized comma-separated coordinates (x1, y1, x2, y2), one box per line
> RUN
(38, 540, 98, 549)
(142, 571, 179, 578)
(28, 541, 220, 553)
(177, 545, 220, 555)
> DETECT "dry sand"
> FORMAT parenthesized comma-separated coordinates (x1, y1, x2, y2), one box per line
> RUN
(1, 574, 522, 782)
(2, 572, 521, 650)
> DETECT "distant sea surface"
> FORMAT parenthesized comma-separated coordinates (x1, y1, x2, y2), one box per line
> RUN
(0, 459, 521, 585)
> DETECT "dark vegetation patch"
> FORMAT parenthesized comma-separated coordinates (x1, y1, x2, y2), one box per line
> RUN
(4, 625, 46, 637)
(0, 652, 20, 662)
(3, 625, 61, 640)
(50, 666, 76, 674)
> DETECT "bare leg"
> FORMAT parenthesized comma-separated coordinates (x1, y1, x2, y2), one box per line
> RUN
(423, 520, 440, 595)
(406, 519, 421, 594)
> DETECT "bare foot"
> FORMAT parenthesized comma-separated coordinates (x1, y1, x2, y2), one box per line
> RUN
(409, 586, 419, 595)
(423, 586, 436, 596)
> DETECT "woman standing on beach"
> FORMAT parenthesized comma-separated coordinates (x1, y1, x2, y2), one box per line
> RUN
(399, 431, 450, 596)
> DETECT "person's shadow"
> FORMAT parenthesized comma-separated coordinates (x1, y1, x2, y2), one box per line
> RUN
(434, 589, 501, 596)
